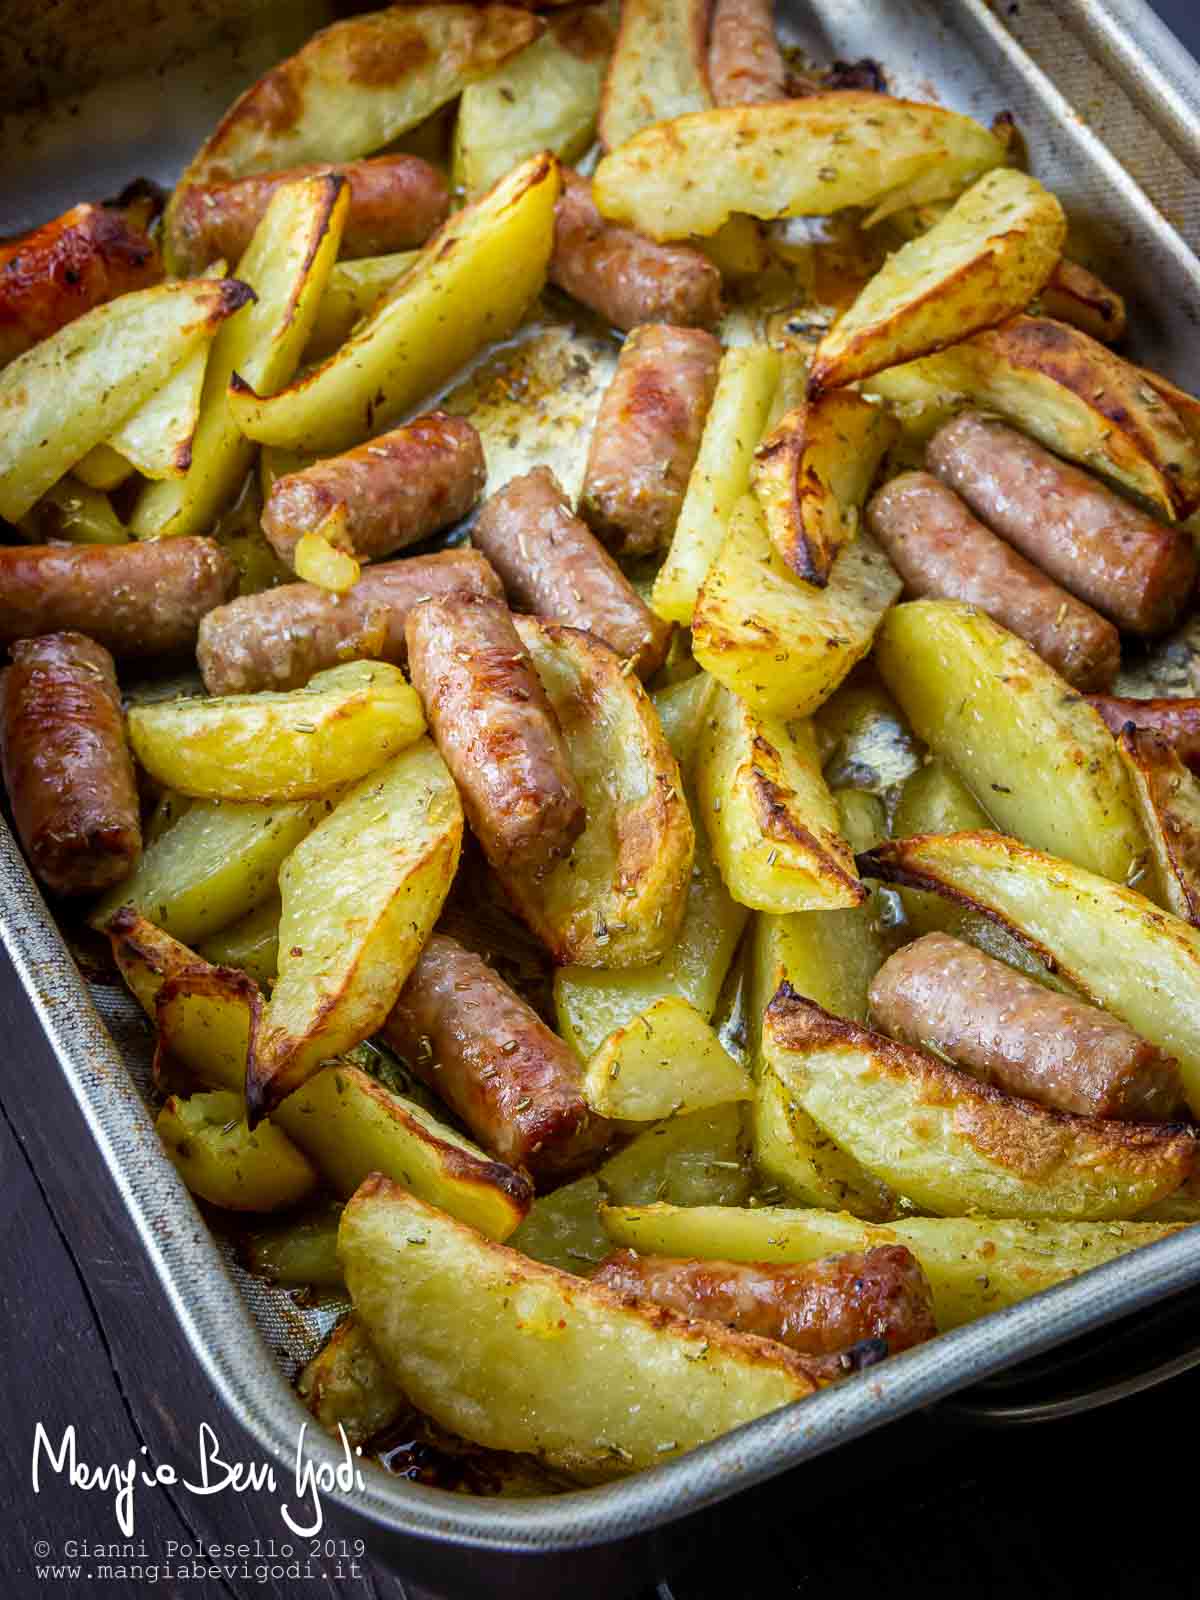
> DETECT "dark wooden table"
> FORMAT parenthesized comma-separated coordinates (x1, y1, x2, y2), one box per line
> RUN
(6, 3, 1200, 1595)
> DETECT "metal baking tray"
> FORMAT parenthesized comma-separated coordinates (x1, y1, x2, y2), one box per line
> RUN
(4, 0, 1200, 1592)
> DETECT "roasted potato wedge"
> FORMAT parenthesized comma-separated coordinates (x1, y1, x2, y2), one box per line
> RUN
(600, 1103, 753, 1208)
(860, 830, 1200, 1117)
(133, 176, 348, 540)
(509, 1176, 610, 1274)
(339, 1178, 817, 1480)
(248, 739, 461, 1116)
(154, 967, 262, 1094)
(1118, 726, 1200, 924)
(598, 0, 710, 152)
(227, 154, 559, 454)
(297, 1316, 410, 1449)
(874, 600, 1145, 883)
(0, 277, 250, 523)
(592, 94, 1008, 242)
(865, 316, 1200, 519)
(106, 909, 218, 1023)
(763, 988, 1196, 1221)
(751, 392, 897, 585)
(18, 477, 129, 546)
(274, 1063, 531, 1239)
(582, 996, 752, 1121)
(453, 6, 612, 195)
(599, 1205, 1187, 1330)
(693, 495, 901, 720)
(815, 671, 923, 797)
(163, 3, 541, 265)
(128, 662, 424, 803)
(198, 897, 281, 988)
(697, 687, 864, 914)
(303, 252, 419, 362)
(92, 796, 333, 945)
(653, 344, 780, 626)
(753, 1068, 897, 1220)
(810, 170, 1065, 393)
(157, 1089, 317, 1212)
(73, 442, 135, 493)
(241, 1206, 344, 1288)
(501, 618, 694, 968)
(1038, 257, 1127, 344)
(293, 507, 362, 594)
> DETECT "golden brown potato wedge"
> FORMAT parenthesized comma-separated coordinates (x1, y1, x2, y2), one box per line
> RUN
(508, 1176, 610, 1273)
(874, 600, 1145, 883)
(592, 94, 1008, 242)
(339, 1177, 818, 1480)
(581, 996, 752, 1121)
(865, 316, 1200, 519)
(693, 495, 901, 720)
(198, 898, 280, 988)
(751, 391, 897, 585)
(297, 1316, 410, 1449)
(240, 1206, 344, 1288)
(107, 908, 218, 1021)
(227, 154, 559, 454)
(73, 442, 135, 493)
(501, 618, 694, 968)
(157, 1088, 317, 1212)
(1118, 726, 1200, 925)
(599, 1204, 1187, 1330)
(248, 739, 462, 1117)
(753, 1068, 897, 1220)
(127, 662, 424, 803)
(303, 252, 419, 362)
(598, 0, 710, 152)
(859, 830, 1200, 1117)
(815, 672, 923, 797)
(763, 987, 1196, 1220)
(17, 477, 129, 546)
(810, 170, 1065, 393)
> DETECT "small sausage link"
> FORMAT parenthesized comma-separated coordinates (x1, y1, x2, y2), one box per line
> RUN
(868, 931, 1186, 1121)
(169, 155, 450, 277)
(383, 933, 611, 1179)
(1088, 696, 1200, 774)
(550, 171, 722, 332)
(405, 592, 585, 879)
(708, 0, 788, 106)
(470, 467, 672, 678)
(580, 323, 722, 556)
(867, 471, 1120, 692)
(926, 411, 1198, 636)
(593, 1246, 937, 1357)
(0, 539, 236, 658)
(196, 549, 503, 694)
(1, 633, 141, 896)
(261, 414, 486, 570)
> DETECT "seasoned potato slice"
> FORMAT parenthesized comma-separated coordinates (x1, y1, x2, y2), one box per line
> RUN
(133, 176, 348, 540)
(764, 988, 1195, 1220)
(106, 909, 215, 1019)
(154, 968, 262, 1094)
(454, 7, 612, 195)
(860, 830, 1200, 1117)
(0, 277, 250, 523)
(599, 1205, 1187, 1330)
(753, 1069, 897, 1220)
(865, 316, 1200, 519)
(157, 1089, 317, 1212)
(241, 1206, 344, 1288)
(303, 252, 419, 362)
(128, 662, 423, 802)
(592, 94, 1008, 242)
(1117, 726, 1200, 925)
(73, 442, 135, 492)
(92, 796, 333, 945)
(582, 997, 752, 1120)
(198, 898, 280, 988)
(810, 170, 1065, 393)
(227, 154, 559, 454)
(248, 739, 462, 1116)
(293, 507, 362, 595)
(874, 600, 1145, 882)
(693, 495, 901, 720)
(653, 345, 781, 626)
(163, 3, 540, 263)
(297, 1316, 410, 1449)
(509, 1176, 610, 1274)
(697, 686, 863, 914)
(108, 342, 207, 481)
(600, 1103, 753, 1208)
(598, 0, 710, 152)
(751, 392, 897, 584)
(339, 1178, 817, 1480)
(274, 1063, 531, 1239)
(502, 618, 694, 968)
(18, 477, 130, 546)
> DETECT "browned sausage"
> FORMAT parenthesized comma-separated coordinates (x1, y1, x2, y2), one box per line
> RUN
(868, 931, 1186, 1121)
(470, 467, 672, 678)
(550, 171, 722, 332)
(1089, 696, 1200, 773)
(0, 191, 162, 365)
(382, 933, 611, 1179)
(0, 539, 236, 659)
(580, 324, 722, 556)
(926, 411, 1198, 635)
(593, 1246, 937, 1357)
(405, 592, 585, 879)
(169, 156, 450, 276)
(261, 414, 486, 570)
(0, 633, 141, 896)
(867, 471, 1120, 692)
(196, 549, 502, 694)
(708, 0, 787, 105)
